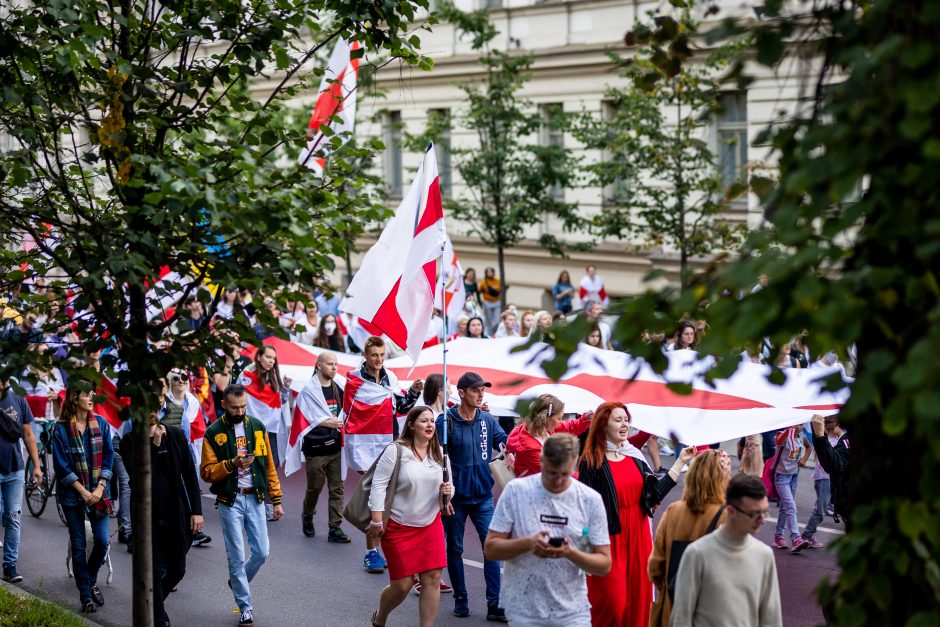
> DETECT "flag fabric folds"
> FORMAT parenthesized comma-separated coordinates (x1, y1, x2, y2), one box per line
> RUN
(285, 377, 346, 476)
(165, 392, 208, 469)
(434, 231, 466, 334)
(298, 38, 360, 176)
(238, 368, 291, 462)
(339, 144, 446, 364)
(342, 368, 402, 472)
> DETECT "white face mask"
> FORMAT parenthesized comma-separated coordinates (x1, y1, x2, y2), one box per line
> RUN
(324, 322, 336, 334)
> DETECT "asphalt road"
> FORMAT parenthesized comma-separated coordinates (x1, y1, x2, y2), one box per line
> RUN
(14, 446, 842, 627)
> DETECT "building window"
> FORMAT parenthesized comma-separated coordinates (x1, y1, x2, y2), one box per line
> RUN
(540, 103, 564, 201)
(429, 109, 452, 198)
(717, 92, 748, 192)
(481, 0, 502, 8)
(384, 111, 403, 197)
(601, 100, 629, 205)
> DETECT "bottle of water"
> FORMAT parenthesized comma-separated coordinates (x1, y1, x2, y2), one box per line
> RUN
(578, 527, 592, 576)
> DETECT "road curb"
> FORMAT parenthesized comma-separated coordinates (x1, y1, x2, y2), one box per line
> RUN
(0, 577, 102, 626)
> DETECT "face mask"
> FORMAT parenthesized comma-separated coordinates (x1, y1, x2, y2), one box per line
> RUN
(324, 322, 336, 334)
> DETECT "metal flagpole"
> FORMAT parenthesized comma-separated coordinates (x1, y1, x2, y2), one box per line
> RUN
(440, 236, 451, 510)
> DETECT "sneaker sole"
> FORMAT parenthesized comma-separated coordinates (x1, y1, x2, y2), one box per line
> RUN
(366, 568, 384, 574)
(4, 577, 23, 584)
(327, 537, 350, 543)
(791, 543, 808, 554)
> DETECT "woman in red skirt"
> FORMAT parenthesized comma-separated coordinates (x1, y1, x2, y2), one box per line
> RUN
(577, 402, 694, 627)
(368, 406, 454, 627)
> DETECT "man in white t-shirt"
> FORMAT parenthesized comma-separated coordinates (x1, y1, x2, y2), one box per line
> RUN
(484, 433, 611, 627)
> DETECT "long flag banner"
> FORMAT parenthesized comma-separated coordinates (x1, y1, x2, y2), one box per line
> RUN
(339, 144, 446, 366)
(434, 231, 466, 335)
(298, 38, 360, 175)
(248, 336, 848, 447)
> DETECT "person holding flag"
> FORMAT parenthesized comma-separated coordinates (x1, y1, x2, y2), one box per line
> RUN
(344, 336, 423, 573)
(293, 351, 352, 544)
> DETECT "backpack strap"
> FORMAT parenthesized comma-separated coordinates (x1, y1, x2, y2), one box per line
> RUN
(706, 504, 727, 533)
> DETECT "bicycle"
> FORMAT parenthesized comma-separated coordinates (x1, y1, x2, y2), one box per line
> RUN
(24, 418, 67, 526)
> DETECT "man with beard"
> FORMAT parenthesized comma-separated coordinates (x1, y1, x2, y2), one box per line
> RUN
(201, 384, 283, 627)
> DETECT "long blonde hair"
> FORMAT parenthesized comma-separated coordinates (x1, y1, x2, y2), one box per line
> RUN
(682, 449, 730, 514)
(524, 394, 564, 439)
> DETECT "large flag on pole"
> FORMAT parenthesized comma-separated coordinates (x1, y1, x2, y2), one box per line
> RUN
(298, 38, 360, 176)
(434, 231, 466, 335)
(340, 144, 446, 364)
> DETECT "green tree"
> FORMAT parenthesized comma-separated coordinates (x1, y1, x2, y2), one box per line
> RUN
(431, 3, 586, 310)
(572, 17, 745, 289)
(542, 1, 940, 623)
(0, 1, 428, 624)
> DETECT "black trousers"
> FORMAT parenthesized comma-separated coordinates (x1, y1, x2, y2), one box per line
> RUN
(153, 523, 189, 626)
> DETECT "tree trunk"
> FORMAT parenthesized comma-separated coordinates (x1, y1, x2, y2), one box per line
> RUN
(130, 411, 154, 627)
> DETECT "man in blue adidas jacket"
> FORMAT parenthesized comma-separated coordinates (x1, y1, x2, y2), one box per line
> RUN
(436, 372, 508, 622)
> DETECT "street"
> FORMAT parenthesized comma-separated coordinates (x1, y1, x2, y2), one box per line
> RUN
(14, 449, 841, 626)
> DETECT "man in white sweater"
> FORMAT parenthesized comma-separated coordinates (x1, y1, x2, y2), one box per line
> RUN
(671, 474, 783, 627)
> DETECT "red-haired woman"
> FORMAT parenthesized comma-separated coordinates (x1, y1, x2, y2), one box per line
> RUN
(577, 402, 694, 627)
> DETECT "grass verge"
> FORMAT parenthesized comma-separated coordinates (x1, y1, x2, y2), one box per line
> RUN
(0, 585, 88, 627)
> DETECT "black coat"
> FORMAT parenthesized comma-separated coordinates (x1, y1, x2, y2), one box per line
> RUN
(120, 425, 203, 543)
(813, 432, 849, 519)
(578, 456, 677, 536)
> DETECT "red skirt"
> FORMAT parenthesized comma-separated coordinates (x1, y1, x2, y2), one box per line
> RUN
(381, 514, 446, 581)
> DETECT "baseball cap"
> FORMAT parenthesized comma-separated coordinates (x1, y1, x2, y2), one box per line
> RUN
(457, 372, 492, 390)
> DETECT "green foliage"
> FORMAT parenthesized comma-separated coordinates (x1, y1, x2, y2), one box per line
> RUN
(548, 0, 940, 622)
(0, 0, 428, 412)
(419, 2, 588, 306)
(572, 13, 746, 288)
(0, 585, 88, 627)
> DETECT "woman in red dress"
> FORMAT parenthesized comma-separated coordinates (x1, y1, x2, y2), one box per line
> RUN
(578, 402, 694, 627)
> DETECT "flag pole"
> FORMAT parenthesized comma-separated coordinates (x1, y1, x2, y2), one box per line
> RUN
(440, 224, 451, 511)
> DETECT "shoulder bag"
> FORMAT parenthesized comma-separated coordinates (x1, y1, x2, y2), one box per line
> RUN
(301, 381, 343, 458)
(666, 504, 727, 603)
(489, 443, 516, 490)
(0, 407, 23, 442)
(343, 442, 402, 533)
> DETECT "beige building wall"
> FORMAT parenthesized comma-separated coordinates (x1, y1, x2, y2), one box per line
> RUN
(296, 0, 820, 309)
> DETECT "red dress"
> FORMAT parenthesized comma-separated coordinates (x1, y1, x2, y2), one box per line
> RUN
(587, 457, 653, 627)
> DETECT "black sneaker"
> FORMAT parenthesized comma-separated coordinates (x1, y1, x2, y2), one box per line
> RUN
(118, 527, 131, 544)
(453, 596, 470, 618)
(191, 531, 212, 547)
(91, 585, 105, 606)
(302, 515, 315, 537)
(2, 567, 23, 584)
(486, 605, 508, 623)
(81, 600, 97, 614)
(327, 527, 351, 543)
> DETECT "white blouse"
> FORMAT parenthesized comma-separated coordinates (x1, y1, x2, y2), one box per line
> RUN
(369, 443, 454, 527)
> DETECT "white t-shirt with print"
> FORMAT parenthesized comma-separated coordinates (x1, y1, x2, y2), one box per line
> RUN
(233, 421, 254, 489)
(488, 474, 610, 621)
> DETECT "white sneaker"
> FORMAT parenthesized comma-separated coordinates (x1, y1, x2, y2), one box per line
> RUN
(238, 609, 253, 626)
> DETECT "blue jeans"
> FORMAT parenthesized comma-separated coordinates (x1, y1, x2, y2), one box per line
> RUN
(62, 504, 110, 603)
(774, 472, 800, 540)
(112, 443, 132, 536)
(443, 498, 500, 605)
(803, 478, 831, 537)
(218, 494, 269, 612)
(0, 471, 25, 571)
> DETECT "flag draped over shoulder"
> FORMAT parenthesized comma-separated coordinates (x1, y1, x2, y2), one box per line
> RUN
(434, 231, 466, 334)
(339, 144, 446, 364)
(298, 38, 360, 176)
(237, 368, 291, 462)
(342, 368, 401, 472)
(285, 377, 346, 476)
(168, 392, 208, 469)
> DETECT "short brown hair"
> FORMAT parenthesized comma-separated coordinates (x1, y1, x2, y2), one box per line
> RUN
(364, 336, 385, 353)
(725, 473, 766, 505)
(542, 433, 579, 467)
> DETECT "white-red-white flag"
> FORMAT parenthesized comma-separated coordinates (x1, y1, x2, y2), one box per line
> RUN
(340, 144, 446, 364)
(145, 266, 188, 322)
(163, 392, 208, 470)
(342, 368, 403, 471)
(285, 377, 345, 476)
(298, 38, 360, 176)
(433, 231, 466, 335)
(237, 368, 291, 463)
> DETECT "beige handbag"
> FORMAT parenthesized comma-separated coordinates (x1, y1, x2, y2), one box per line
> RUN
(488, 444, 516, 490)
(343, 443, 402, 532)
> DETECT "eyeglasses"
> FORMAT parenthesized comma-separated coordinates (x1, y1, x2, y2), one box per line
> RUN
(730, 504, 769, 521)
(170, 375, 189, 383)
